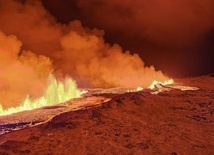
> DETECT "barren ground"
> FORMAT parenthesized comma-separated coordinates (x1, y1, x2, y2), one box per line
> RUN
(0, 75, 213, 155)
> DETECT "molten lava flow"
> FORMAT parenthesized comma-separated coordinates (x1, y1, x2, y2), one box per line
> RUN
(125, 79, 174, 93)
(0, 74, 81, 116)
(130, 79, 174, 92)
(149, 79, 174, 89)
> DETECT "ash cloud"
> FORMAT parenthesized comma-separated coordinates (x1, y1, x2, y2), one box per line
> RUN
(0, 0, 170, 107)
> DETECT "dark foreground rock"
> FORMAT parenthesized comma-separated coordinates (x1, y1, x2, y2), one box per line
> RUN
(0, 76, 213, 155)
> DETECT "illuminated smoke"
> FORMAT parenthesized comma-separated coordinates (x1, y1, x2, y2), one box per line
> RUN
(0, 31, 53, 108)
(73, 0, 214, 76)
(57, 29, 169, 88)
(0, 0, 171, 108)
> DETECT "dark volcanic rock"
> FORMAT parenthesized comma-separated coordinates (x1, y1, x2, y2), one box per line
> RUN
(0, 76, 213, 154)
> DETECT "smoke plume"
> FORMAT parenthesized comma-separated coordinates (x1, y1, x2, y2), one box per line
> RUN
(60, 0, 214, 76)
(0, 31, 52, 108)
(0, 0, 170, 107)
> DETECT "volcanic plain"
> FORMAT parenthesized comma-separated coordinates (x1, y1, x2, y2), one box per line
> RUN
(0, 75, 213, 155)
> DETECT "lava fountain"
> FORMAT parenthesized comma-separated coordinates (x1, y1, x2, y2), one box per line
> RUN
(0, 74, 81, 116)
(0, 76, 175, 116)
(0, 0, 175, 117)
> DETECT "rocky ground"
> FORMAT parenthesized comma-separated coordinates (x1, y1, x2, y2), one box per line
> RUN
(0, 75, 213, 155)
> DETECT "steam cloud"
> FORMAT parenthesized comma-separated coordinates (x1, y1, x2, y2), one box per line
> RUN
(0, 0, 169, 107)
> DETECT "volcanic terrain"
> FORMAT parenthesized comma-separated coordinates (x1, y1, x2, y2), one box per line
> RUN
(0, 75, 213, 155)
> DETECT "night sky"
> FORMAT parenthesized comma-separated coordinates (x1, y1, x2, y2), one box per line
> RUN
(42, 0, 214, 77)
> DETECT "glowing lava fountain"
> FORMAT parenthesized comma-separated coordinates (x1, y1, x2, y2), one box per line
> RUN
(0, 74, 174, 116)
(0, 74, 81, 116)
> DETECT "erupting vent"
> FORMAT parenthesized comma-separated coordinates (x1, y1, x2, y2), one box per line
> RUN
(0, 75, 81, 116)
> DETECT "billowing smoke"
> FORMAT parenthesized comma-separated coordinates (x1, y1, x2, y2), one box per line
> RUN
(56, 24, 169, 88)
(60, 0, 214, 76)
(0, 31, 52, 108)
(0, 0, 169, 107)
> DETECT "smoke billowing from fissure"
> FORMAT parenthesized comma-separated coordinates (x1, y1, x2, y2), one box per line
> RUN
(0, 31, 53, 108)
(0, 0, 169, 108)
(46, 0, 214, 76)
